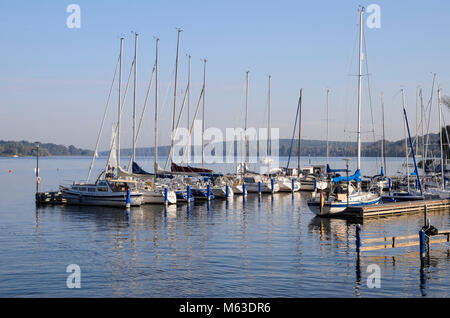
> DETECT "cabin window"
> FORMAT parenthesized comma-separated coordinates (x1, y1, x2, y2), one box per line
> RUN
(72, 187, 78, 190)
(87, 188, 96, 192)
(243, 177, 255, 183)
(79, 187, 86, 191)
(97, 187, 108, 192)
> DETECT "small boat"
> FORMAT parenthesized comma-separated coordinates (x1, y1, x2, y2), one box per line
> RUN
(277, 176, 301, 192)
(243, 175, 279, 193)
(60, 179, 143, 207)
(307, 184, 381, 216)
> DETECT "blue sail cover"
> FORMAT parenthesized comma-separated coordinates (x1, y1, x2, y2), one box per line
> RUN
(332, 169, 361, 183)
(132, 162, 151, 174)
(326, 164, 347, 174)
(132, 162, 174, 179)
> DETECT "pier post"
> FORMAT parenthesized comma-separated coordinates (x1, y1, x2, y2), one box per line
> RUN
(226, 185, 229, 199)
(187, 185, 191, 204)
(243, 183, 247, 196)
(258, 181, 262, 195)
(291, 178, 295, 193)
(419, 229, 426, 260)
(126, 189, 131, 208)
(356, 224, 361, 255)
(388, 178, 392, 194)
(207, 184, 211, 201)
(424, 205, 428, 228)
(314, 178, 317, 191)
(164, 187, 168, 205)
(271, 178, 274, 193)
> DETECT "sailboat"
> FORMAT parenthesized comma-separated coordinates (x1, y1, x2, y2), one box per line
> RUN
(307, 7, 381, 215)
(61, 38, 144, 207)
(114, 35, 177, 205)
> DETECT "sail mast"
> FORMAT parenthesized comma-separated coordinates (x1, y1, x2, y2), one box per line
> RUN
(438, 86, 444, 189)
(154, 37, 159, 173)
(402, 89, 410, 192)
(326, 88, 330, 164)
(298, 88, 303, 172)
(172, 28, 182, 163)
(131, 32, 138, 170)
(117, 37, 124, 171)
(267, 75, 271, 158)
(244, 71, 249, 171)
(381, 92, 386, 175)
(357, 7, 364, 172)
(202, 58, 207, 168)
(187, 54, 191, 164)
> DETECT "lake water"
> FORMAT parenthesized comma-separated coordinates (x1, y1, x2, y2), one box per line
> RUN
(0, 156, 449, 297)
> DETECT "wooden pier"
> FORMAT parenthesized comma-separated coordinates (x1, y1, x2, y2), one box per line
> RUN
(334, 199, 450, 219)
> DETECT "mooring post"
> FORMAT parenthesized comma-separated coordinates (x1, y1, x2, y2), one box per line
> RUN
(424, 204, 428, 228)
(164, 187, 168, 205)
(419, 229, 426, 260)
(35, 142, 40, 195)
(126, 189, 131, 208)
(291, 178, 295, 193)
(242, 183, 247, 196)
(356, 224, 361, 254)
(187, 185, 191, 204)
(207, 184, 211, 201)
(314, 178, 317, 192)
(388, 178, 392, 194)
(258, 181, 262, 195)
(225, 184, 229, 199)
(271, 178, 274, 193)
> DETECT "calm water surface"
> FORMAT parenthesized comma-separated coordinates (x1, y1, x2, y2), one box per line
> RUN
(0, 156, 449, 297)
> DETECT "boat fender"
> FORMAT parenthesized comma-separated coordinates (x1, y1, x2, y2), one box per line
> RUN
(422, 225, 438, 236)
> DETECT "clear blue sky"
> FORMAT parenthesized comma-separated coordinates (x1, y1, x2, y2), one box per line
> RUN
(1, 0, 449, 150)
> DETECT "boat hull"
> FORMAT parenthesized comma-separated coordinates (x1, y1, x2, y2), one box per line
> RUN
(61, 190, 143, 207)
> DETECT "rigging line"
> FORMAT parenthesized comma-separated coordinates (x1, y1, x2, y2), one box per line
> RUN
(164, 80, 190, 170)
(342, 19, 360, 157)
(127, 63, 156, 169)
(286, 93, 301, 170)
(181, 87, 204, 164)
(362, 30, 379, 173)
(424, 74, 437, 170)
(86, 54, 120, 182)
(105, 58, 136, 172)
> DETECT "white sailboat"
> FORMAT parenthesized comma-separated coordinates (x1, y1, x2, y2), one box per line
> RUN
(307, 7, 381, 216)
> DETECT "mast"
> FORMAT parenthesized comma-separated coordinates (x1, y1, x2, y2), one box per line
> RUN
(172, 28, 182, 162)
(154, 37, 159, 173)
(356, 7, 364, 172)
(267, 75, 271, 158)
(298, 88, 303, 172)
(326, 88, 330, 164)
(402, 89, 410, 192)
(202, 58, 207, 168)
(420, 88, 425, 170)
(187, 54, 191, 164)
(244, 71, 249, 171)
(381, 92, 386, 175)
(438, 86, 444, 189)
(117, 37, 124, 171)
(131, 32, 138, 170)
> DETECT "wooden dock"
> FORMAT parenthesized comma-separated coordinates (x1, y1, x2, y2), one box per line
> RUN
(35, 191, 67, 205)
(334, 199, 450, 219)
